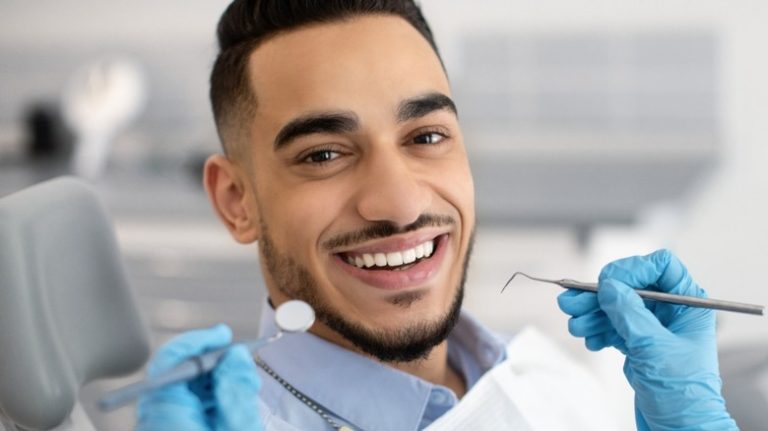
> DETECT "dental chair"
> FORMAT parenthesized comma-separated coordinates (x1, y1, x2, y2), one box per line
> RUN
(0, 177, 150, 430)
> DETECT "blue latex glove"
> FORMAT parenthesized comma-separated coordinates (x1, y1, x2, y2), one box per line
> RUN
(136, 324, 263, 431)
(557, 249, 738, 431)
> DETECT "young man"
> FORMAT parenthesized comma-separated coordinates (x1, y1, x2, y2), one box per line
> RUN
(136, 1, 738, 430)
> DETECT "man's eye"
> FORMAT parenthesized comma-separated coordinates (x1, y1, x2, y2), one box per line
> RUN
(413, 132, 445, 145)
(303, 149, 340, 164)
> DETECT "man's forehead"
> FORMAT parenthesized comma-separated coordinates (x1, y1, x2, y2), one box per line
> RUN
(245, 14, 450, 129)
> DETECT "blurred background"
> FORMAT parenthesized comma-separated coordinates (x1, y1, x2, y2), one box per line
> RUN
(1, 0, 767, 429)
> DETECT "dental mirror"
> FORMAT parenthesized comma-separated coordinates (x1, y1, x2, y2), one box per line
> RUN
(274, 299, 315, 333)
(98, 300, 315, 412)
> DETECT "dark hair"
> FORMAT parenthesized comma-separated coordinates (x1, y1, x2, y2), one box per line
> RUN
(209, 0, 442, 156)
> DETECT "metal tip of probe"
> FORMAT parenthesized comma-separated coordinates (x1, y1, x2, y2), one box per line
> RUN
(503, 272, 565, 293)
(502, 272, 522, 293)
(503, 272, 534, 292)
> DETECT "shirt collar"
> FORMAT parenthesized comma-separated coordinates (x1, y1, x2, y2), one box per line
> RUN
(257, 301, 506, 431)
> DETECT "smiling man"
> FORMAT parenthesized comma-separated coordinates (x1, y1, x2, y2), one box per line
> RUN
(203, 8, 478, 424)
(135, 1, 738, 430)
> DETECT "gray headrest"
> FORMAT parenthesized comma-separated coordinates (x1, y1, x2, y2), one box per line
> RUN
(0, 177, 150, 430)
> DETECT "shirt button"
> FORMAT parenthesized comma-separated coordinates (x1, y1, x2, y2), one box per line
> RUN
(483, 346, 499, 365)
(430, 389, 451, 405)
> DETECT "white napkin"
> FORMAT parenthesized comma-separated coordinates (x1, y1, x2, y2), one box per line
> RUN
(426, 326, 621, 430)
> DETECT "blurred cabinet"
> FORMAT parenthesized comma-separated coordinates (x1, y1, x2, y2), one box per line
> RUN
(452, 31, 719, 226)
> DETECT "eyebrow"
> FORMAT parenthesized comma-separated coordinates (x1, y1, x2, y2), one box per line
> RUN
(274, 111, 359, 150)
(272, 92, 458, 151)
(396, 92, 457, 123)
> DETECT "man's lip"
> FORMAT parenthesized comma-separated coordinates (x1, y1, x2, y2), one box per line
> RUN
(330, 227, 450, 255)
(332, 234, 450, 290)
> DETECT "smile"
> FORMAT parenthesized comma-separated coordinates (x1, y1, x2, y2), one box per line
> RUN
(342, 238, 435, 270)
(332, 234, 449, 290)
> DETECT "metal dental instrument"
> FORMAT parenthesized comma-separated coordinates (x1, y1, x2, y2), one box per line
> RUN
(98, 300, 315, 412)
(503, 272, 765, 316)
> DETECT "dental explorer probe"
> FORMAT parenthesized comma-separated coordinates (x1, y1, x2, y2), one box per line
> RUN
(503, 272, 765, 316)
(98, 300, 315, 412)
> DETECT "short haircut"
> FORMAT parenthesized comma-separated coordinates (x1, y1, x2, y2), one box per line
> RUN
(209, 0, 443, 158)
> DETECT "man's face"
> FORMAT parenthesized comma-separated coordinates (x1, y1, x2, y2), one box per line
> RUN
(241, 15, 475, 360)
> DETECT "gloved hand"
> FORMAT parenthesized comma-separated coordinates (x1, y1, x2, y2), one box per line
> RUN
(136, 324, 263, 431)
(557, 249, 738, 431)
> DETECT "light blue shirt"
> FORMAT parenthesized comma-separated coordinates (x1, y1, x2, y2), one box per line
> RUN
(255, 302, 507, 431)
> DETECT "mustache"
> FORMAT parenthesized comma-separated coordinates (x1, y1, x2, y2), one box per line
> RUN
(323, 213, 456, 251)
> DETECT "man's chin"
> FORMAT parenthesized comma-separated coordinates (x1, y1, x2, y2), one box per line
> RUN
(316, 286, 464, 363)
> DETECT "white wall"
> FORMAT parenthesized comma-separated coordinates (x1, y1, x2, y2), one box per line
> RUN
(674, 4, 768, 345)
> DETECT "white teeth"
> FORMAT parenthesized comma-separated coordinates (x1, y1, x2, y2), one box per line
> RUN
(347, 239, 437, 269)
(386, 252, 404, 266)
(403, 249, 416, 264)
(424, 240, 434, 257)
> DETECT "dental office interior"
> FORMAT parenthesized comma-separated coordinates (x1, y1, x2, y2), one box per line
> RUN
(1, 1, 767, 430)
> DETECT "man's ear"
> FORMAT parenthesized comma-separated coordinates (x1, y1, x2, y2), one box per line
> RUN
(203, 154, 261, 244)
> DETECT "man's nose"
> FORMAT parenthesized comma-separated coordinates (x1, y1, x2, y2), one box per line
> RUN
(355, 152, 432, 226)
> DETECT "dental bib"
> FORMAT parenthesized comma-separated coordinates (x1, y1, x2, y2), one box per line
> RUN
(425, 327, 620, 431)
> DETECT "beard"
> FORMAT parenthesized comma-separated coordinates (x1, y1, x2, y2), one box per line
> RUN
(259, 214, 474, 363)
